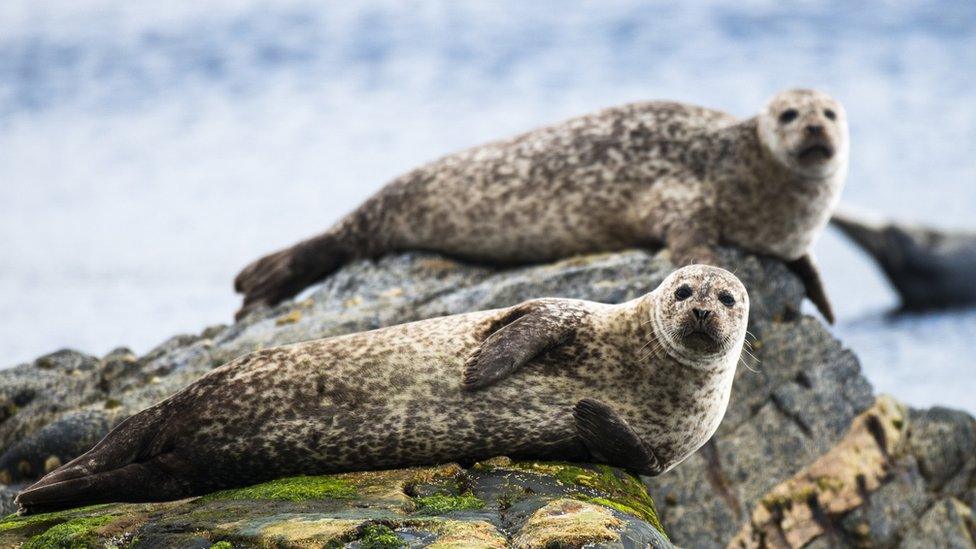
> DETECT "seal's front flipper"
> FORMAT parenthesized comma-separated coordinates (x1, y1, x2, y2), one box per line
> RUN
(573, 398, 663, 476)
(462, 304, 578, 391)
(786, 253, 835, 324)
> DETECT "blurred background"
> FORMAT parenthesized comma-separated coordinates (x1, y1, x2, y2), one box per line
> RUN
(1, 1, 974, 411)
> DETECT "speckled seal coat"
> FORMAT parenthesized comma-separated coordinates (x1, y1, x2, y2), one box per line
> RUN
(18, 265, 748, 513)
(235, 89, 846, 321)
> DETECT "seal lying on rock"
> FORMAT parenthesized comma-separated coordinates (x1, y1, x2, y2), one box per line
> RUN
(17, 265, 748, 514)
(235, 89, 846, 322)
(831, 211, 976, 311)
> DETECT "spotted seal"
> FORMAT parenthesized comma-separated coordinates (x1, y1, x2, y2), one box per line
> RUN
(234, 89, 846, 322)
(18, 265, 748, 514)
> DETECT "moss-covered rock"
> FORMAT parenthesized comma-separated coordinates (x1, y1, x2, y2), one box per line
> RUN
(204, 475, 357, 502)
(4, 248, 974, 546)
(414, 494, 485, 514)
(0, 460, 671, 548)
(513, 499, 622, 548)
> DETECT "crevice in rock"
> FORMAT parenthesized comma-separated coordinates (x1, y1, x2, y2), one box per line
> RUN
(699, 440, 743, 522)
(864, 414, 888, 460)
(794, 371, 812, 389)
(770, 391, 812, 438)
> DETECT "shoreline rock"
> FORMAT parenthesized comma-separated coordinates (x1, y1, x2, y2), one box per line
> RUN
(0, 460, 671, 548)
(1, 248, 974, 547)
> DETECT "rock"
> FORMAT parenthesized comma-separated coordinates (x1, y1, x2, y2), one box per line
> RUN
(733, 398, 976, 548)
(0, 350, 107, 461)
(907, 407, 976, 494)
(0, 409, 125, 484)
(837, 458, 931, 547)
(2, 247, 974, 547)
(899, 498, 975, 548)
(730, 396, 909, 548)
(0, 460, 671, 548)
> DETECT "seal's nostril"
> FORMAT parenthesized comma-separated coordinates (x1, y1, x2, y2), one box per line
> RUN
(805, 124, 824, 135)
(692, 308, 710, 321)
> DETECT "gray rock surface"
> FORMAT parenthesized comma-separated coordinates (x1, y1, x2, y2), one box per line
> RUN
(2, 247, 974, 547)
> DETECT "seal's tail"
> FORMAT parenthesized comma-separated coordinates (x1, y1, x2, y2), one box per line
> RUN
(15, 409, 187, 514)
(234, 230, 351, 320)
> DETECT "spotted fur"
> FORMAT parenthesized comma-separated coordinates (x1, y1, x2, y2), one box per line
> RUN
(234, 89, 846, 319)
(18, 265, 747, 512)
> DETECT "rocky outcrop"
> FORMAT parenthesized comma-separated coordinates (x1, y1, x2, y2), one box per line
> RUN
(1, 248, 974, 547)
(0, 459, 670, 548)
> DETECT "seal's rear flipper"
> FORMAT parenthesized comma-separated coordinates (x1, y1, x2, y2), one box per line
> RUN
(786, 254, 835, 324)
(573, 398, 663, 476)
(234, 231, 350, 320)
(16, 407, 170, 514)
(16, 456, 189, 515)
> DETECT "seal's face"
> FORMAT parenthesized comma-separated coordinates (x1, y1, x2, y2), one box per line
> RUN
(758, 89, 849, 180)
(651, 265, 749, 367)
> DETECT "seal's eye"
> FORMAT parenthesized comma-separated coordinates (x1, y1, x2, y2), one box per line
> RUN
(824, 109, 837, 121)
(674, 285, 693, 301)
(778, 109, 798, 124)
(718, 291, 736, 307)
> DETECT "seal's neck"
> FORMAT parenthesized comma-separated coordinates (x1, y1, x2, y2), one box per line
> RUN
(708, 119, 846, 258)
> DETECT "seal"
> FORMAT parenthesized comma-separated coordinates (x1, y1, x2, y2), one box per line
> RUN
(17, 265, 748, 514)
(234, 89, 846, 322)
(831, 211, 976, 311)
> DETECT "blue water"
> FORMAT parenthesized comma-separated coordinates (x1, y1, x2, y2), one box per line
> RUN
(1, 1, 974, 412)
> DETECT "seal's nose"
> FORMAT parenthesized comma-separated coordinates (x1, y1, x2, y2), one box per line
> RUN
(692, 308, 711, 322)
(805, 124, 824, 136)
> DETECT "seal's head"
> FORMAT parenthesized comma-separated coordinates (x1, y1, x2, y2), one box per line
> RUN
(757, 89, 849, 180)
(651, 265, 749, 368)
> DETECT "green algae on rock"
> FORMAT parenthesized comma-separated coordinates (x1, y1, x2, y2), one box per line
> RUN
(203, 475, 357, 502)
(22, 516, 114, 549)
(358, 524, 405, 548)
(0, 460, 671, 548)
(503, 460, 667, 537)
(414, 493, 485, 514)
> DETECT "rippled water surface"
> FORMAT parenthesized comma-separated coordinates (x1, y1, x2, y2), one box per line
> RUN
(1, 1, 974, 411)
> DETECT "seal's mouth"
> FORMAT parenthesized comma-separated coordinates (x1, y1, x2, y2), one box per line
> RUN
(680, 328, 719, 353)
(796, 140, 834, 164)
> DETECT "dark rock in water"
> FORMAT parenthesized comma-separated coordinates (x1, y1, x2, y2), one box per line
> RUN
(831, 211, 976, 311)
(1, 247, 974, 547)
